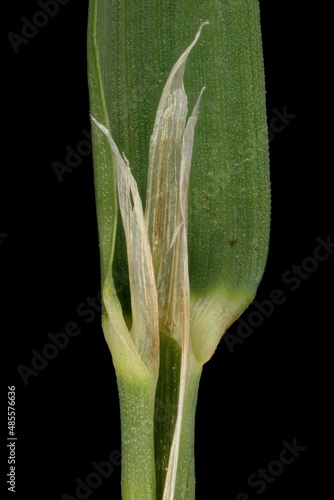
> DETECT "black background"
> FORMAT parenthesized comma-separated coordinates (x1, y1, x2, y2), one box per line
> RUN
(2, 1, 332, 499)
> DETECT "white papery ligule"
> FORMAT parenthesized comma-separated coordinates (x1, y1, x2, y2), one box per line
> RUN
(91, 116, 159, 376)
(144, 23, 208, 500)
(145, 22, 208, 342)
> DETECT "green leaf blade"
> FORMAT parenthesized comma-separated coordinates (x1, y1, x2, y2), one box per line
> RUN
(187, 0, 270, 297)
(87, 0, 117, 289)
